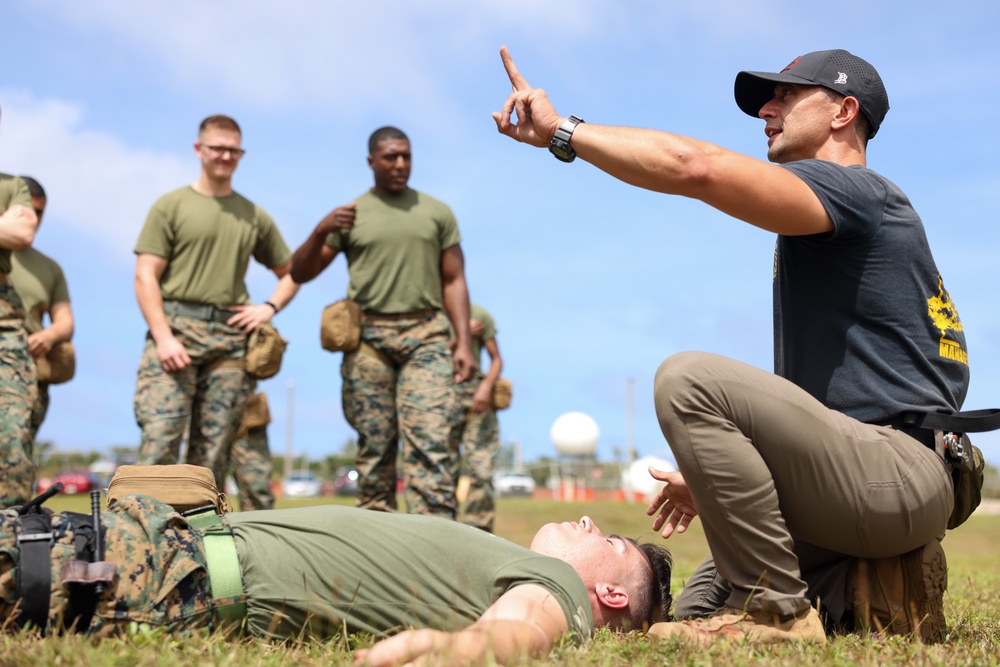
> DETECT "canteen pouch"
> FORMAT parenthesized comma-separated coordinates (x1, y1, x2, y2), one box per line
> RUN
(107, 464, 228, 514)
(492, 378, 513, 411)
(235, 391, 271, 439)
(35, 341, 76, 384)
(945, 435, 984, 530)
(244, 322, 287, 379)
(320, 298, 361, 352)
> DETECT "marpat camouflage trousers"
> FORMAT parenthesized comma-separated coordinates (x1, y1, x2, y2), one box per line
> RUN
(229, 426, 274, 511)
(0, 287, 36, 508)
(341, 310, 458, 518)
(134, 317, 250, 488)
(449, 377, 500, 531)
(28, 381, 50, 447)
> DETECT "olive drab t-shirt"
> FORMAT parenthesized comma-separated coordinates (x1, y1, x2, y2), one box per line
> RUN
(229, 505, 594, 642)
(0, 174, 33, 275)
(9, 248, 70, 334)
(134, 186, 292, 306)
(326, 189, 461, 313)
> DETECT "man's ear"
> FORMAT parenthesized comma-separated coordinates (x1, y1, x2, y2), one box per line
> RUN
(595, 582, 629, 610)
(832, 96, 862, 132)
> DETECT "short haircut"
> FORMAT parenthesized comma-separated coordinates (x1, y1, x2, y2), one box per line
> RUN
(620, 537, 673, 631)
(368, 126, 408, 155)
(199, 114, 241, 135)
(20, 175, 45, 200)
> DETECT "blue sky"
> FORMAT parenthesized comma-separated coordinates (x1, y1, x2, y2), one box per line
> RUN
(2, 1, 998, 471)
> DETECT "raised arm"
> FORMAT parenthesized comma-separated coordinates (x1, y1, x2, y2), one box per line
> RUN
(491, 46, 832, 236)
(352, 584, 570, 667)
(289, 203, 354, 283)
(0, 203, 38, 249)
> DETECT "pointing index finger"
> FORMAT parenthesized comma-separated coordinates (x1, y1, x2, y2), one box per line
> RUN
(500, 45, 531, 92)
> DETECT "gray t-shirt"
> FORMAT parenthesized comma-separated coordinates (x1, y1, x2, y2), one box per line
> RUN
(775, 160, 969, 423)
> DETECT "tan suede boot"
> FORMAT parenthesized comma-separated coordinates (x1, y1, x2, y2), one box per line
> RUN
(846, 539, 948, 642)
(646, 605, 827, 645)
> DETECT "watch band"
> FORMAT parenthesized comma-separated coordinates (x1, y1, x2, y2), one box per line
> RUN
(548, 115, 585, 163)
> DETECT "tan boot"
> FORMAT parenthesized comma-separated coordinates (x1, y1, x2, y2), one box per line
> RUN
(846, 539, 948, 642)
(646, 605, 827, 645)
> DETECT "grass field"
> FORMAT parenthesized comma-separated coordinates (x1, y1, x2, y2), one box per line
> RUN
(3, 495, 998, 666)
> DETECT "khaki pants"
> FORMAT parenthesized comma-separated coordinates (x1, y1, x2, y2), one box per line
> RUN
(654, 352, 952, 619)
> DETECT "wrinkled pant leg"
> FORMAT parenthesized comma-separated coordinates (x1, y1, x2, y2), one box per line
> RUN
(397, 338, 458, 519)
(28, 382, 50, 448)
(135, 339, 192, 466)
(654, 351, 952, 619)
(187, 362, 250, 489)
(674, 555, 731, 619)
(343, 349, 399, 512)
(230, 427, 275, 511)
(460, 405, 499, 531)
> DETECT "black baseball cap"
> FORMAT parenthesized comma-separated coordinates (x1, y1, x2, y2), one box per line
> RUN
(734, 49, 889, 138)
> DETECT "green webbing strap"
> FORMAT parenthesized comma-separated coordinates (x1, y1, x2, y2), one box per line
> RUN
(185, 510, 246, 628)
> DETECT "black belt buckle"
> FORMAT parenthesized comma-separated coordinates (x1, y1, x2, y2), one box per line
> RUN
(943, 432, 972, 472)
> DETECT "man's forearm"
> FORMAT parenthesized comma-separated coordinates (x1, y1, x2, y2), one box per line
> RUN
(289, 231, 330, 284)
(442, 279, 471, 351)
(265, 272, 300, 312)
(46, 303, 74, 344)
(134, 274, 171, 342)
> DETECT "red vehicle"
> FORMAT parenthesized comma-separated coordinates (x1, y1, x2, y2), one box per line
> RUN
(38, 470, 101, 495)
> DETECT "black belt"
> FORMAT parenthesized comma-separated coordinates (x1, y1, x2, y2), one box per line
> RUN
(362, 308, 438, 321)
(164, 300, 234, 325)
(891, 424, 937, 450)
(898, 408, 1000, 434)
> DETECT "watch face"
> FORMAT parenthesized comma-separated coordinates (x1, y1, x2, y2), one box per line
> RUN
(549, 140, 576, 162)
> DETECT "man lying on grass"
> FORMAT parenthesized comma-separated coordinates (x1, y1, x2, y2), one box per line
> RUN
(1, 493, 672, 666)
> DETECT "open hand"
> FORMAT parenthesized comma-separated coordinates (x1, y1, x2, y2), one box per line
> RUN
(645, 467, 699, 539)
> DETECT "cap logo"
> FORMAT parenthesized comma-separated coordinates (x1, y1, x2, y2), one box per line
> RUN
(834, 72, 848, 85)
(780, 56, 802, 73)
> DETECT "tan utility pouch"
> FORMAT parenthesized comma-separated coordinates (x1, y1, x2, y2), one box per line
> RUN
(245, 322, 287, 379)
(320, 298, 361, 352)
(237, 391, 271, 439)
(107, 464, 229, 514)
(492, 378, 513, 411)
(35, 341, 76, 384)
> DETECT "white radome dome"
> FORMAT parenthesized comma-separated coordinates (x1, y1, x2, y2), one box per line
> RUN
(623, 456, 675, 495)
(550, 412, 600, 457)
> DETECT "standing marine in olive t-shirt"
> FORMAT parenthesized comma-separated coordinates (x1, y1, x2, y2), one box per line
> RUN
(291, 126, 475, 519)
(0, 168, 39, 508)
(133, 115, 299, 487)
(9, 177, 75, 447)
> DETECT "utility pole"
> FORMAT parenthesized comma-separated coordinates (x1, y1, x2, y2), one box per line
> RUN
(284, 380, 294, 477)
(625, 376, 635, 503)
(626, 376, 635, 464)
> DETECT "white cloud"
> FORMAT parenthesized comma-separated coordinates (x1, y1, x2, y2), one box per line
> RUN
(1, 89, 190, 258)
